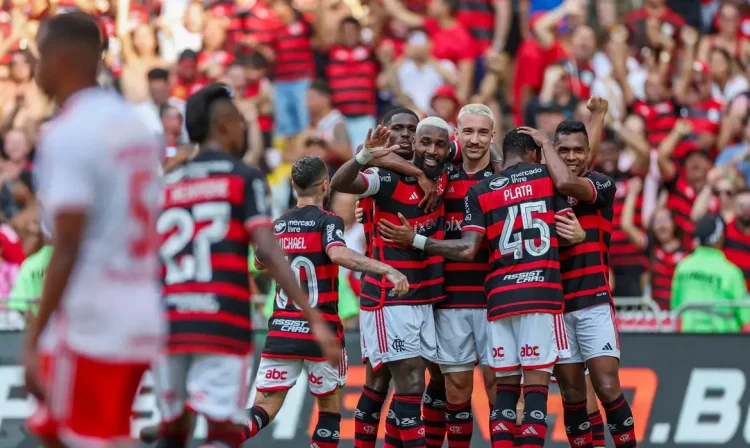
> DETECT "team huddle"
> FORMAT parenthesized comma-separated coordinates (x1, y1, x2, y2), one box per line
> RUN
(20, 11, 636, 448)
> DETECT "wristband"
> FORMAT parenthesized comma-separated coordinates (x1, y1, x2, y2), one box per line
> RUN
(413, 234, 427, 250)
(356, 147, 376, 165)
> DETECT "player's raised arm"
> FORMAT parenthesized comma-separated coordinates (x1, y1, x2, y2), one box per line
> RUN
(330, 126, 398, 195)
(518, 125, 596, 202)
(328, 246, 409, 295)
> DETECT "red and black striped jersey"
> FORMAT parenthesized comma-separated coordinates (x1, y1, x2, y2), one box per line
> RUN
(272, 17, 315, 82)
(664, 173, 717, 248)
(672, 99, 724, 162)
(260, 205, 346, 361)
(648, 241, 690, 310)
(325, 45, 378, 117)
(456, 0, 494, 55)
(358, 166, 449, 309)
(441, 163, 495, 309)
(463, 163, 571, 320)
(159, 149, 272, 356)
(359, 195, 375, 257)
(723, 219, 750, 290)
(609, 169, 647, 272)
(223, 1, 282, 55)
(633, 100, 677, 149)
(559, 172, 616, 312)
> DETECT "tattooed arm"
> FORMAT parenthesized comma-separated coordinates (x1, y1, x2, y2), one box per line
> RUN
(377, 214, 484, 261)
(327, 245, 409, 295)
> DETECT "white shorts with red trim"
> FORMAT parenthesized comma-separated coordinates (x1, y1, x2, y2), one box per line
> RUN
(487, 313, 567, 377)
(153, 353, 252, 424)
(435, 308, 490, 369)
(255, 352, 348, 396)
(557, 303, 621, 364)
(46, 347, 149, 447)
(359, 304, 437, 370)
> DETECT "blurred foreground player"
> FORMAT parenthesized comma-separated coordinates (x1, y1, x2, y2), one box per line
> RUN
(154, 85, 341, 448)
(245, 155, 408, 447)
(25, 13, 165, 447)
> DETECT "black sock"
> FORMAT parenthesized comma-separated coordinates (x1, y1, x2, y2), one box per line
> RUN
(445, 400, 473, 448)
(394, 394, 426, 448)
(422, 380, 446, 448)
(385, 399, 404, 448)
(491, 383, 521, 448)
(244, 405, 270, 440)
(603, 394, 636, 448)
(562, 400, 593, 448)
(519, 385, 549, 448)
(589, 410, 606, 447)
(312, 411, 342, 448)
(354, 385, 386, 447)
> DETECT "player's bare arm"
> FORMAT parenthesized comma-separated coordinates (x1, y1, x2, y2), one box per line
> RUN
(252, 226, 342, 366)
(329, 126, 398, 195)
(327, 245, 409, 295)
(378, 212, 484, 261)
(555, 212, 586, 246)
(518, 126, 595, 202)
(23, 209, 86, 400)
(585, 96, 608, 168)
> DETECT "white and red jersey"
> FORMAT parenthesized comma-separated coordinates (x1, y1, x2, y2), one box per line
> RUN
(36, 87, 164, 362)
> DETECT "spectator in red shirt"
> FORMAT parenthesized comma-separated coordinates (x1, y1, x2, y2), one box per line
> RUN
(269, 0, 315, 140)
(624, 0, 685, 51)
(198, 17, 234, 81)
(242, 54, 274, 152)
(724, 189, 750, 289)
(697, 0, 747, 63)
(170, 50, 208, 101)
(382, 0, 476, 101)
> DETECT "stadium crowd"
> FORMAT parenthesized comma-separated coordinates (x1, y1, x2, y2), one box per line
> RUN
(0, 0, 748, 333)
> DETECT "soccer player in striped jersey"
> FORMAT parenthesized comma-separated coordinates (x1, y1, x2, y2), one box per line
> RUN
(245, 156, 408, 447)
(528, 100, 638, 448)
(378, 128, 586, 448)
(154, 84, 340, 448)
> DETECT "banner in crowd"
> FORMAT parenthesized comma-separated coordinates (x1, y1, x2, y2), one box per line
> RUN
(1, 332, 750, 447)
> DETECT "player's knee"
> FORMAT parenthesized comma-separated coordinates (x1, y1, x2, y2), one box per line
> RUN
(317, 390, 342, 414)
(590, 374, 621, 403)
(366, 368, 391, 394)
(444, 371, 473, 404)
(390, 358, 426, 394)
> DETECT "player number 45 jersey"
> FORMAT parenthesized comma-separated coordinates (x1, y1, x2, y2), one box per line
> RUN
(463, 163, 572, 321)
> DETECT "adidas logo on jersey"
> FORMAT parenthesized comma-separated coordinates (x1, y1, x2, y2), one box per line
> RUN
(602, 343, 614, 351)
(409, 192, 419, 201)
(523, 426, 539, 435)
(447, 186, 455, 193)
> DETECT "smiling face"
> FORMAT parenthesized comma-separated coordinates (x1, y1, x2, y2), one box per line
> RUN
(554, 132, 589, 177)
(456, 113, 494, 163)
(387, 113, 419, 159)
(652, 208, 676, 244)
(413, 125, 450, 178)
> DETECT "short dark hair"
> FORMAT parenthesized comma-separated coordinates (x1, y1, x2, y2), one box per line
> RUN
(442, 0, 460, 15)
(309, 79, 332, 96)
(40, 12, 102, 53)
(554, 119, 589, 144)
(148, 68, 170, 81)
(178, 49, 199, 61)
(502, 128, 539, 160)
(247, 52, 268, 69)
(292, 156, 328, 194)
(340, 16, 361, 29)
(382, 107, 419, 126)
(185, 83, 234, 143)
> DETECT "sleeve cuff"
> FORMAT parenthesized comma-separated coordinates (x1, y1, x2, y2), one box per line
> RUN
(325, 241, 346, 255)
(463, 225, 486, 235)
(245, 216, 273, 240)
(358, 171, 370, 188)
(556, 207, 573, 216)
